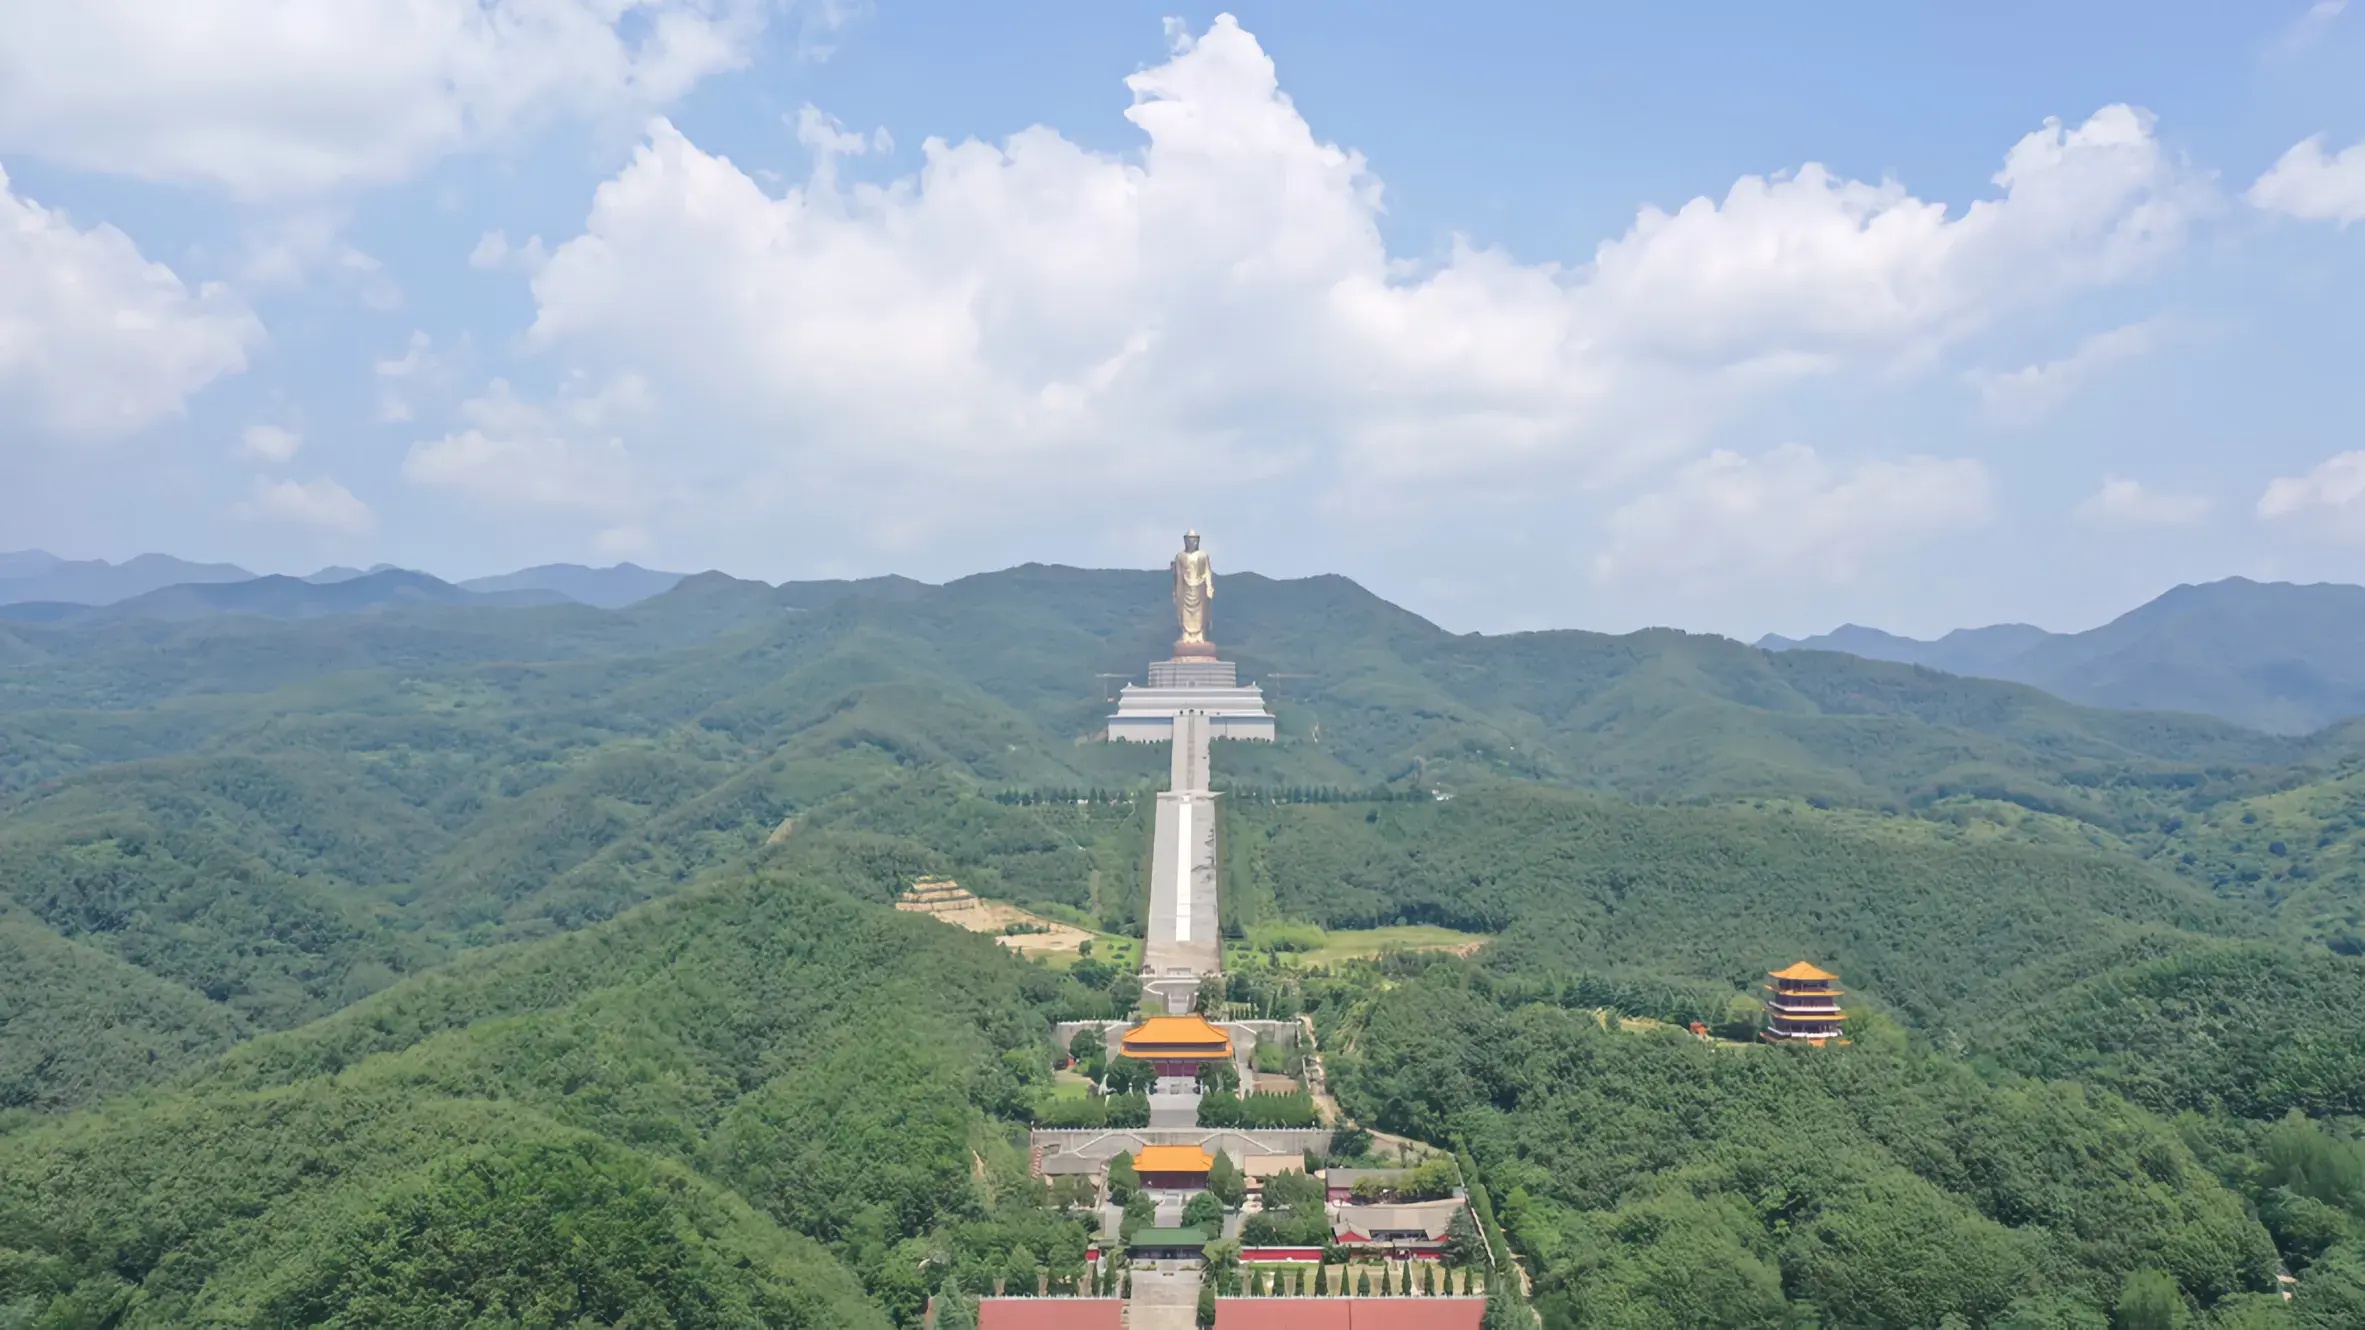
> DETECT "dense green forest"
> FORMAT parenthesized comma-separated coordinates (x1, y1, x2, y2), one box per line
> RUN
(5, 565, 2365, 1324)
(1321, 962, 2363, 1327)
(0, 871, 1098, 1324)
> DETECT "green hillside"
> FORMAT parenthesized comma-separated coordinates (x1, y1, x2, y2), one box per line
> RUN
(2, 566, 2357, 1112)
(0, 873, 1095, 1325)
(7, 565, 2365, 1323)
(1327, 972, 2294, 1328)
(1227, 789, 2254, 1027)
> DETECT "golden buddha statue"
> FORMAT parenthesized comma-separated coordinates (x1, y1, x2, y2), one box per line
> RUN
(1172, 530, 1215, 656)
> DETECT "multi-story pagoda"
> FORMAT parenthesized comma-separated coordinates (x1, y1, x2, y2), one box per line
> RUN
(1761, 961, 1848, 1045)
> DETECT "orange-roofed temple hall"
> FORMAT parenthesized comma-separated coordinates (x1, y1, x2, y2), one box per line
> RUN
(1132, 1144, 1216, 1191)
(1762, 961, 1849, 1045)
(1119, 1012, 1233, 1075)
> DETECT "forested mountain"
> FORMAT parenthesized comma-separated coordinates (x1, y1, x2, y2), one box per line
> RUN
(1767, 576, 2365, 734)
(460, 561, 687, 608)
(4, 563, 2363, 1324)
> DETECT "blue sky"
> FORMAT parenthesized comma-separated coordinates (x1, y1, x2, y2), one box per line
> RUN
(4, 1, 2363, 639)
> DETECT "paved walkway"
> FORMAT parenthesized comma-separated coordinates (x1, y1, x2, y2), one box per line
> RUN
(1143, 714, 1220, 1005)
(1129, 1262, 1202, 1330)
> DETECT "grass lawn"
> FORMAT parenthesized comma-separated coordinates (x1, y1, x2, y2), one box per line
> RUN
(1047, 1071, 1095, 1101)
(1287, 924, 1491, 967)
(1034, 933, 1139, 972)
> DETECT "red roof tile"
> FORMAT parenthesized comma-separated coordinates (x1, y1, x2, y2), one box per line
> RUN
(1215, 1299, 1486, 1329)
(977, 1298, 1126, 1330)
(1216, 1302, 1352, 1329)
(1343, 1299, 1487, 1329)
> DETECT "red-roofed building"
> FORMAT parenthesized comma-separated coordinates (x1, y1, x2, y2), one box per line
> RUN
(974, 1297, 1126, 1329)
(1218, 1303, 1351, 1330)
(1214, 1298, 1485, 1328)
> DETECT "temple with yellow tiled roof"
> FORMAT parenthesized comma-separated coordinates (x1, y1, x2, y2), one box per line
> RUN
(1119, 1013, 1233, 1075)
(1761, 961, 1849, 1045)
(1132, 1144, 1216, 1190)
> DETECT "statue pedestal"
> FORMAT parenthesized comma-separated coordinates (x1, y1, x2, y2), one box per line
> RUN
(1148, 658, 1238, 688)
(1106, 656, 1275, 743)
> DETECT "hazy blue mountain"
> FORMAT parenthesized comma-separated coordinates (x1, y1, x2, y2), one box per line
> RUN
(0, 551, 64, 579)
(1763, 577, 2365, 733)
(0, 551, 253, 606)
(461, 562, 685, 608)
(303, 564, 402, 584)
(1763, 623, 2059, 673)
(73, 569, 574, 622)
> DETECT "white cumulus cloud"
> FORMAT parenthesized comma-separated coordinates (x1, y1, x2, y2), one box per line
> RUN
(0, 0, 774, 199)
(456, 15, 2200, 564)
(1967, 319, 2165, 424)
(2260, 452, 2365, 537)
(0, 165, 260, 440)
(236, 476, 375, 534)
(2076, 475, 2209, 527)
(238, 424, 303, 463)
(2249, 135, 2365, 225)
(1591, 445, 1992, 591)
(402, 378, 646, 513)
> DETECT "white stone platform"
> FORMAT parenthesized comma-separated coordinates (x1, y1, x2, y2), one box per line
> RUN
(1107, 657, 1274, 743)
(1142, 714, 1223, 1012)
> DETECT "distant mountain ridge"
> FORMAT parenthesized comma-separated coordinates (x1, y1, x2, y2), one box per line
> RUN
(0, 569, 574, 624)
(1763, 577, 2365, 733)
(16, 552, 2365, 732)
(1, 551, 682, 612)
(461, 562, 685, 608)
(0, 551, 253, 606)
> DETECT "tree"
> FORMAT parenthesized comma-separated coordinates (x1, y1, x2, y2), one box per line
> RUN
(1122, 1271, 1133, 1299)
(1358, 1270, 1373, 1296)
(1108, 1153, 1141, 1203)
(1423, 1263, 1436, 1295)
(1265, 1170, 1324, 1210)
(1068, 1026, 1106, 1075)
(1380, 1262, 1395, 1295)
(1121, 1192, 1155, 1244)
(935, 1289, 978, 1330)
(1196, 975, 1228, 1015)
(1105, 1056, 1156, 1095)
(1482, 1274, 1527, 1330)
(1197, 1058, 1240, 1095)
(1205, 1238, 1242, 1291)
(1443, 1206, 1486, 1268)
(2113, 1269, 2182, 1330)
(1209, 1150, 1245, 1208)
(1197, 1281, 1218, 1328)
(1004, 1244, 1039, 1297)
(1183, 1190, 1225, 1230)
(1250, 1268, 1268, 1296)
(2293, 1243, 2365, 1329)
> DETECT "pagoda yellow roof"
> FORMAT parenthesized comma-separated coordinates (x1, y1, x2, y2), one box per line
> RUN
(1770, 961, 1838, 981)
(1772, 1010, 1849, 1019)
(1120, 1014, 1232, 1052)
(1133, 1145, 1214, 1173)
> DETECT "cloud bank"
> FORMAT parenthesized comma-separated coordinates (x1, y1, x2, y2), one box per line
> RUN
(460, 14, 2202, 591)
